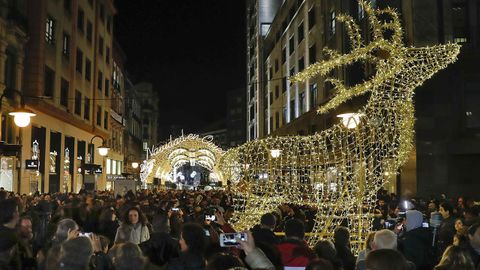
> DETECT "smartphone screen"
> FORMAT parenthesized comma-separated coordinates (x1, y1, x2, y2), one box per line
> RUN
(205, 214, 216, 221)
(220, 233, 247, 247)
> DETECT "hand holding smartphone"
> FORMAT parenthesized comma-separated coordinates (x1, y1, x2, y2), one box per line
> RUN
(219, 232, 247, 247)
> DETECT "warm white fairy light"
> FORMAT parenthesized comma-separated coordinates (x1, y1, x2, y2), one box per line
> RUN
(220, 0, 460, 251)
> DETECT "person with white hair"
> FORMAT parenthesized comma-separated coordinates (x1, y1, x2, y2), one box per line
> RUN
(355, 229, 416, 270)
(373, 229, 398, 250)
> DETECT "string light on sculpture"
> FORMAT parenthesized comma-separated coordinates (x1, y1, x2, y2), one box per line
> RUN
(220, 0, 460, 251)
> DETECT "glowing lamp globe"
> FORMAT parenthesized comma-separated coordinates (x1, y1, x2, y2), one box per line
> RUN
(337, 113, 362, 129)
(97, 146, 109, 156)
(270, 149, 281, 158)
(9, 109, 36, 127)
(131, 162, 139, 169)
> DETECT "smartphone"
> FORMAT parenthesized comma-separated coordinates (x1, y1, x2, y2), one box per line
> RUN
(171, 207, 179, 212)
(205, 214, 216, 221)
(384, 221, 391, 229)
(79, 232, 92, 237)
(219, 233, 247, 247)
(422, 222, 429, 228)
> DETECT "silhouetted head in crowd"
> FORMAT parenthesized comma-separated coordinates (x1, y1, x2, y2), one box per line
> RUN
(58, 237, 93, 270)
(0, 198, 19, 228)
(464, 207, 480, 225)
(260, 213, 276, 230)
(112, 242, 147, 270)
(206, 253, 245, 270)
(151, 211, 170, 233)
(284, 219, 305, 240)
(313, 240, 336, 261)
(0, 190, 7, 201)
(366, 249, 409, 270)
(333, 226, 350, 247)
(179, 222, 207, 254)
(53, 218, 79, 245)
(114, 224, 132, 244)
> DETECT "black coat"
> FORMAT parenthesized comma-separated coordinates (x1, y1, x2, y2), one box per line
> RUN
(251, 225, 278, 246)
(334, 242, 356, 270)
(399, 227, 435, 270)
(167, 252, 205, 270)
(437, 216, 455, 254)
(140, 232, 179, 268)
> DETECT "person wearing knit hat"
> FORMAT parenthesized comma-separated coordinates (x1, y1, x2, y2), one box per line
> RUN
(398, 210, 435, 270)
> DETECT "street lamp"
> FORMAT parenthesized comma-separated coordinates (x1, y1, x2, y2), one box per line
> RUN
(0, 89, 36, 129)
(126, 154, 139, 169)
(270, 149, 281, 158)
(337, 112, 363, 129)
(90, 135, 109, 159)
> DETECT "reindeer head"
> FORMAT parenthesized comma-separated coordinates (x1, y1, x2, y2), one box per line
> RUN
(290, 1, 459, 115)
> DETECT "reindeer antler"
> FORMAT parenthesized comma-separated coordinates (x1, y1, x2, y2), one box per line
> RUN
(289, 1, 407, 114)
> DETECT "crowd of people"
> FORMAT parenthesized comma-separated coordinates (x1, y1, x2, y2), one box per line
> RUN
(0, 186, 479, 270)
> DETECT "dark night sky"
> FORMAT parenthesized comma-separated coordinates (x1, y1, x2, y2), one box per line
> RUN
(114, 1, 246, 135)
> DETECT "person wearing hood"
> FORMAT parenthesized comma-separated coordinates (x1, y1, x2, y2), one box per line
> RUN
(398, 210, 435, 270)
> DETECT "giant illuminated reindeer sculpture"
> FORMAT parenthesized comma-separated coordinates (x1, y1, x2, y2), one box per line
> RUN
(220, 1, 460, 249)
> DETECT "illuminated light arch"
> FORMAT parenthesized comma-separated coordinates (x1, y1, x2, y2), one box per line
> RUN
(140, 134, 225, 186)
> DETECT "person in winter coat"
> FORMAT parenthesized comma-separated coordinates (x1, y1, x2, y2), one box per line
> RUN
(437, 202, 456, 256)
(114, 206, 150, 245)
(277, 219, 316, 268)
(398, 210, 435, 270)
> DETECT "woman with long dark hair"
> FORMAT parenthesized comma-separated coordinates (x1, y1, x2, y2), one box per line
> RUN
(114, 206, 150, 244)
(168, 222, 207, 270)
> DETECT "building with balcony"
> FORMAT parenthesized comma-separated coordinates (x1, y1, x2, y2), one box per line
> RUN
(18, 0, 116, 193)
(249, 0, 480, 197)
